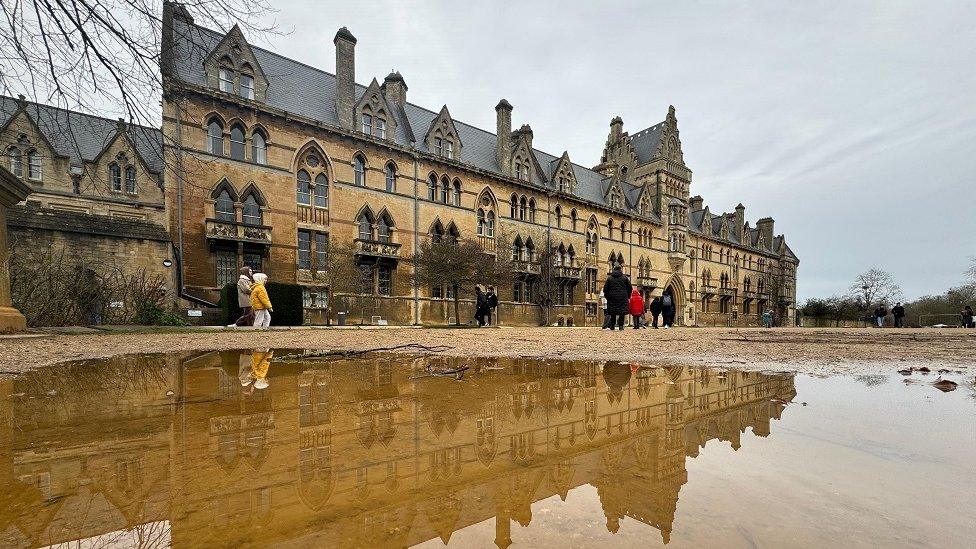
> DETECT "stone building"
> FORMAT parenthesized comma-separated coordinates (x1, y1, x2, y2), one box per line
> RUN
(0, 95, 177, 316)
(3, 1, 798, 327)
(158, 3, 797, 326)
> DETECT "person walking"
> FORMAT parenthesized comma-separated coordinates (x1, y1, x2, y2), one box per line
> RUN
(891, 302, 906, 328)
(474, 285, 488, 327)
(486, 286, 499, 326)
(231, 266, 254, 327)
(250, 272, 273, 328)
(874, 305, 888, 328)
(600, 290, 611, 330)
(602, 265, 632, 331)
(762, 309, 774, 328)
(649, 296, 662, 329)
(962, 306, 974, 328)
(629, 288, 645, 329)
(661, 291, 675, 328)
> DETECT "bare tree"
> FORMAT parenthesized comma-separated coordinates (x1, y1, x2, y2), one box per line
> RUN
(414, 236, 512, 326)
(0, 0, 274, 126)
(967, 257, 976, 284)
(850, 268, 902, 310)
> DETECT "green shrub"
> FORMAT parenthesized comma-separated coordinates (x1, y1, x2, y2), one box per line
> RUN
(220, 281, 304, 326)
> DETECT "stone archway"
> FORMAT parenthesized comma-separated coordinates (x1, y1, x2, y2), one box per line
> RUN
(662, 275, 686, 326)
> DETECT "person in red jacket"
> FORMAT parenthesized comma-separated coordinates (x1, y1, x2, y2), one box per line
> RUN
(629, 288, 645, 329)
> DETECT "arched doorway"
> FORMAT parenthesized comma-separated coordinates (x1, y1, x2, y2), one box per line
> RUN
(662, 275, 686, 326)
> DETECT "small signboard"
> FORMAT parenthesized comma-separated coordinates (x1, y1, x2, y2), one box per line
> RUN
(187, 309, 203, 317)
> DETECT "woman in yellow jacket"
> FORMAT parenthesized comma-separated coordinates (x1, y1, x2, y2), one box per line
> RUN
(250, 272, 273, 327)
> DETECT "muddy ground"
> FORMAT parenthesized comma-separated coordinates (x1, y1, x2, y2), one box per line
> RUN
(1, 326, 974, 378)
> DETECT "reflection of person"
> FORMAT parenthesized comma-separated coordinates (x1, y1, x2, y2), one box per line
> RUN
(250, 273, 273, 328)
(241, 349, 274, 393)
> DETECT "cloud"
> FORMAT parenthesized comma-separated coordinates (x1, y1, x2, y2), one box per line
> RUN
(263, 0, 976, 300)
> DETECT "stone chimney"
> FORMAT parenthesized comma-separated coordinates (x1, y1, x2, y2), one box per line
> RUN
(610, 116, 623, 143)
(495, 99, 513, 175)
(381, 70, 407, 106)
(734, 203, 745, 239)
(756, 217, 774, 248)
(334, 27, 357, 131)
(689, 195, 704, 211)
(518, 123, 533, 151)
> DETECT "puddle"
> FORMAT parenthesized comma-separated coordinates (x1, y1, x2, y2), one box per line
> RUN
(0, 352, 973, 548)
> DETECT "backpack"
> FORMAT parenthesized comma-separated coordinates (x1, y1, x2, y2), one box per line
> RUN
(663, 295, 673, 307)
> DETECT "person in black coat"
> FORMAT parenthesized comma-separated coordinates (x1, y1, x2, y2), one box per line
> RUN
(661, 291, 676, 328)
(474, 285, 488, 327)
(649, 296, 663, 328)
(891, 302, 905, 328)
(602, 266, 632, 331)
(485, 286, 499, 326)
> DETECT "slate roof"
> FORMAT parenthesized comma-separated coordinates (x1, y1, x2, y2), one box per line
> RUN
(169, 18, 642, 214)
(630, 122, 665, 165)
(0, 95, 164, 174)
(168, 19, 792, 259)
(8, 205, 171, 241)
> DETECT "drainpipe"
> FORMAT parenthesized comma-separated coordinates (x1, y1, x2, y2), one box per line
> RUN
(412, 154, 420, 325)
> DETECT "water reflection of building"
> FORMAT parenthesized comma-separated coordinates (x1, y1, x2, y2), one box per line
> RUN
(0, 353, 795, 547)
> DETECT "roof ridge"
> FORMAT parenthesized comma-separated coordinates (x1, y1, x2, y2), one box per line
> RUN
(0, 94, 161, 134)
(182, 20, 607, 179)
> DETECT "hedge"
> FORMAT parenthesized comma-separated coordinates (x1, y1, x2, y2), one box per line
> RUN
(220, 281, 304, 326)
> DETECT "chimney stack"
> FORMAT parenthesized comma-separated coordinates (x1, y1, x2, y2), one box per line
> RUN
(610, 116, 624, 143)
(382, 70, 407, 106)
(734, 203, 745, 239)
(518, 123, 533, 151)
(689, 195, 704, 211)
(756, 217, 774, 248)
(334, 27, 357, 130)
(495, 99, 513, 175)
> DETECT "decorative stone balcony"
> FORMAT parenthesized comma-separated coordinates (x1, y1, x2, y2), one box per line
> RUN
(205, 219, 272, 245)
(718, 286, 735, 297)
(742, 289, 756, 300)
(700, 285, 716, 296)
(354, 239, 401, 259)
(513, 260, 542, 276)
(553, 265, 582, 280)
(479, 235, 497, 254)
(636, 276, 658, 289)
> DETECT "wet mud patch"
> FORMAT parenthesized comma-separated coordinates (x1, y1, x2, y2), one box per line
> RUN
(0, 351, 973, 547)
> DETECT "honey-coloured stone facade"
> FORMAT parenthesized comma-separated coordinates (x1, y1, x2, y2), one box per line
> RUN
(159, 2, 798, 326)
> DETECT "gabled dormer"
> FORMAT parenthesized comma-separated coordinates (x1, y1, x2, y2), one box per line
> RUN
(203, 25, 269, 102)
(551, 151, 577, 194)
(719, 216, 731, 240)
(425, 105, 462, 161)
(354, 78, 397, 142)
(510, 125, 543, 184)
(604, 178, 624, 210)
(699, 206, 712, 232)
(637, 187, 653, 217)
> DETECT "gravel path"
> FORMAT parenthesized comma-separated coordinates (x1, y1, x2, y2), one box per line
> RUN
(1, 326, 974, 378)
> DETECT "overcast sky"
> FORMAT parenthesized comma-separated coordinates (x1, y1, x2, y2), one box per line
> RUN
(257, 1, 974, 300)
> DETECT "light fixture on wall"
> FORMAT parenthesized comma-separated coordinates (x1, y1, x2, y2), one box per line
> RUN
(162, 259, 173, 268)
